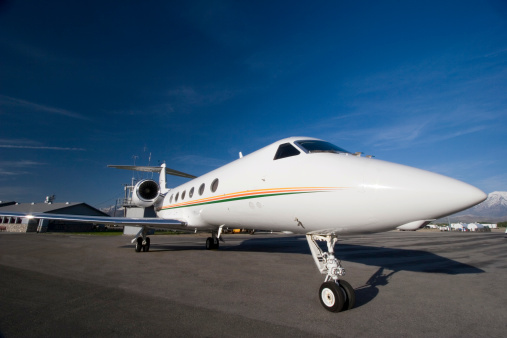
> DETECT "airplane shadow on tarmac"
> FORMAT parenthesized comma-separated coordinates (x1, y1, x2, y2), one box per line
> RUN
(248, 235, 486, 308)
(226, 235, 485, 308)
(352, 267, 396, 309)
(129, 235, 485, 275)
(123, 235, 484, 308)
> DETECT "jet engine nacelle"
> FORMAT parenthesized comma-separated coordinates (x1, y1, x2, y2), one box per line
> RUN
(131, 179, 160, 207)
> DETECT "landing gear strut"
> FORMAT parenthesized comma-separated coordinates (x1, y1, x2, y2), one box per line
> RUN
(306, 234, 356, 312)
(133, 226, 150, 253)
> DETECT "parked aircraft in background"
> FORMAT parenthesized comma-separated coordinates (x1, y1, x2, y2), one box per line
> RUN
(0, 137, 486, 312)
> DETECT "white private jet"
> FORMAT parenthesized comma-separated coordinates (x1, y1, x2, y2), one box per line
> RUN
(0, 137, 486, 312)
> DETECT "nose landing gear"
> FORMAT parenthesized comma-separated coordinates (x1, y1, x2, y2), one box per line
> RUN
(306, 233, 356, 312)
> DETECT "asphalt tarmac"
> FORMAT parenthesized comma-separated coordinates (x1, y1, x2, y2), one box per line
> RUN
(1, 230, 506, 337)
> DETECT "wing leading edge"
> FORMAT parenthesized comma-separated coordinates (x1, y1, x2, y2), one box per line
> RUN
(0, 211, 184, 229)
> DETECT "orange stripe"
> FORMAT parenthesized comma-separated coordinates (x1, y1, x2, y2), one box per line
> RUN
(161, 187, 345, 209)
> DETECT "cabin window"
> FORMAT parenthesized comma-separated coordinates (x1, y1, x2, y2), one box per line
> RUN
(189, 187, 194, 198)
(181, 190, 186, 200)
(170, 194, 173, 204)
(274, 143, 300, 160)
(199, 183, 205, 195)
(211, 178, 219, 193)
(175, 192, 179, 202)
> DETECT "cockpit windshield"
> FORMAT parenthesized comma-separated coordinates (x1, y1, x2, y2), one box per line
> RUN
(294, 140, 350, 154)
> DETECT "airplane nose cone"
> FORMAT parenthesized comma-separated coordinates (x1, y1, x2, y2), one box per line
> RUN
(433, 179, 487, 217)
(367, 160, 487, 221)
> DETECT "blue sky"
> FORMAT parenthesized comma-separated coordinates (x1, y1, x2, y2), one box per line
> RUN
(1, 0, 506, 208)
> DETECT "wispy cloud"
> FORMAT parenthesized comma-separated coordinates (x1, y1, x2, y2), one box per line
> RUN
(0, 139, 85, 151)
(0, 145, 85, 151)
(0, 160, 45, 167)
(0, 95, 90, 120)
(311, 110, 490, 152)
(0, 169, 21, 176)
(0, 160, 45, 177)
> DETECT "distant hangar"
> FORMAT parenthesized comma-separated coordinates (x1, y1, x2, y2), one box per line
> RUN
(0, 202, 109, 232)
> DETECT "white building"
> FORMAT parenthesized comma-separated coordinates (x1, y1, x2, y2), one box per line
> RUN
(450, 223, 466, 231)
(467, 223, 484, 232)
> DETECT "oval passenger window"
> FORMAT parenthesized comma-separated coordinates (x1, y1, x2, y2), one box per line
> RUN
(211, 178, 219, 193)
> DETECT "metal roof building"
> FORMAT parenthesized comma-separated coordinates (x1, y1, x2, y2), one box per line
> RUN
(0, 202, 109, 233)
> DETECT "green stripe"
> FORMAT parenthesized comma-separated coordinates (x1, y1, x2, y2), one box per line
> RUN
(162, 191, 318, 211)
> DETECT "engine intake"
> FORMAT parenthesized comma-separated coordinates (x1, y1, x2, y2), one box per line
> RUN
(132, 179, 160, 207)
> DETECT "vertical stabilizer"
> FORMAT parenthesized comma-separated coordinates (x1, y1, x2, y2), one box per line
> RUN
(160, 163, 168, 193)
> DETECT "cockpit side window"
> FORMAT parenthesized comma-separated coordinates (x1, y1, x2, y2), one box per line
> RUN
(274, 143, 301, 160)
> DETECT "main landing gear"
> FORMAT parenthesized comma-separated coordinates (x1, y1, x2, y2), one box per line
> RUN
(306, 234, 356, 312)
(205, 225, 224, 250)
(205, 236, 219, 250)
(133, 226, 150, 253)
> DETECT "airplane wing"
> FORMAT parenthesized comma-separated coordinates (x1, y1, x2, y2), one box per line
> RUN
(107, 165, 197, 179)
(0, 211, 185, 229)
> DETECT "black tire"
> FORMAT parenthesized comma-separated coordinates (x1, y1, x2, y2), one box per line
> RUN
(213, 237, 219, 250)
(338, 280, 356, 311)
(319, 282, 345, 312)
(135, 237, 143, 253)
(206, 237, 213, 250)
(145, 237, 150, 252)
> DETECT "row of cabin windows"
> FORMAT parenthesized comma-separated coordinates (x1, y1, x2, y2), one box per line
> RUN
(170, 178, 219, 204)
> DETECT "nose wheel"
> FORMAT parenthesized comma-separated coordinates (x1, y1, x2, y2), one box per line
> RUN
(319, 279, 356, 312)
(307, 233, 356, 312)
(319, 281, 345, 312)
(337, 279, 356, 311)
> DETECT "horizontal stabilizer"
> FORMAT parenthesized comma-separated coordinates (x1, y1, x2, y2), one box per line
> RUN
(108, 165, 196, 179)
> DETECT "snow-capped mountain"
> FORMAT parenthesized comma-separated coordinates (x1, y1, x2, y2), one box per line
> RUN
(446, 191, 507, 222)
(473, 191, 507, 211)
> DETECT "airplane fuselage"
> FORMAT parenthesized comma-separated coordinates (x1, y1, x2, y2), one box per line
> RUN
(155, 137, 486, 235)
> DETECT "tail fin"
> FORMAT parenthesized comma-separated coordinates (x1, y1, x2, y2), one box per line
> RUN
(160, 163, 167, 192)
